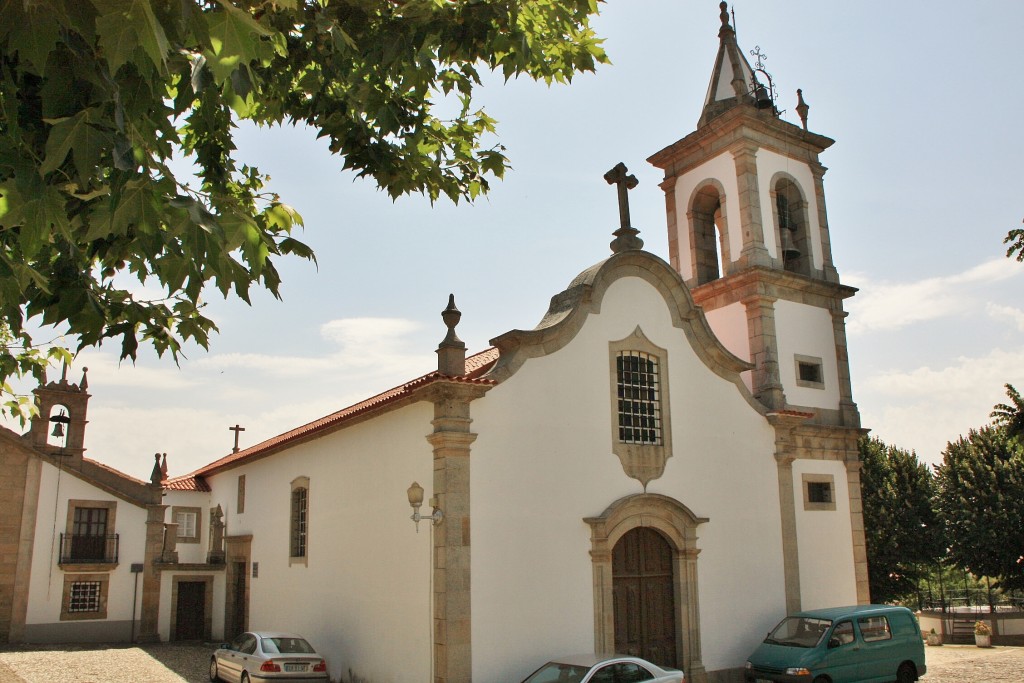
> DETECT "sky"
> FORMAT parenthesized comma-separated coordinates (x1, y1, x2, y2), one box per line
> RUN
(6, 1, 1024, 480)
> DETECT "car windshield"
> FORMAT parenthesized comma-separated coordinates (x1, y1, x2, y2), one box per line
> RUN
(522, 662, 591, 683)
(764, 617, 831, 648)
(262, 637, 316, 654)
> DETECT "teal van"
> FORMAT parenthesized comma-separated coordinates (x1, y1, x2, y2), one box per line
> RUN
(744, 605, 926, 683)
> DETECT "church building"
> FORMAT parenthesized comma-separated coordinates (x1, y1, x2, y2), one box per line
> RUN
(0, 5, 868, 682)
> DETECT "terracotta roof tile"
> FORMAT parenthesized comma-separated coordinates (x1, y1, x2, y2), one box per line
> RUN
(166, 348, 500, 488)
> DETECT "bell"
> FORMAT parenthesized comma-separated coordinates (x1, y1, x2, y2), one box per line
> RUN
(51, 421, 64, 438)
(780, 227, 801, 260)
(754, 85, 773, 109)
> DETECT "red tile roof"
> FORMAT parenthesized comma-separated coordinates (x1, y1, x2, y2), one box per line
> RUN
(165, 348, 500, 490)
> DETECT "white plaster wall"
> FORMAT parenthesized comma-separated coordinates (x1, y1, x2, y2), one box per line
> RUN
(791, 459, 858, 610)
(163, 490, 213, 565)
(26, 463, 149, 635)
(203, 401, 435, 683)
(672, 152, 742, 279)
(703, 303, 753, 392)
(471, 276, 787, 681)
(773, 300, 841, 410)
(755, 149, 822, 267)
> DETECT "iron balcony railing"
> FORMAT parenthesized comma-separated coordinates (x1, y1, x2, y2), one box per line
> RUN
(58, 533, 119, 564)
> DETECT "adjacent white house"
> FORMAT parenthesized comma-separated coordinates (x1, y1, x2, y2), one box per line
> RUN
(0, 6, 869, 683)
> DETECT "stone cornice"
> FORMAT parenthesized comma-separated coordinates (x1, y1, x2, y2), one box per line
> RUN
(691, 267, 856, 311)
(648, 104, 834, 179)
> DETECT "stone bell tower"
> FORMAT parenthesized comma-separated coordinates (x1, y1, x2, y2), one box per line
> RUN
(648, 1, 869, 608)
(29, 365, 90, 466)
(647, 2, 859, 431)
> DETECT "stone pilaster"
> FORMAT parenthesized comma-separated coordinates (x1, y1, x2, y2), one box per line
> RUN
(845, 459, 870, 604)
(742, 295, 786, 410)
(424, 383, 487, 683)
(137, 503, 166, 642)
(830, 308, 861, 428)
(767, 413, 807, 615)
(809, 161, 840, 283)
(730, 142, 771, 270)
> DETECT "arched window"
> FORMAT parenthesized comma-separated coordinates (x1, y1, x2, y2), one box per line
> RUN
(289, 477, 309, 563)
(689, 184, 729, 285)
(773, 178, 810, 276)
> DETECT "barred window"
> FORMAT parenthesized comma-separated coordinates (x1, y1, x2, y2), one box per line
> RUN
(290, 487, 308, 558)
(616, 352, 662, 445)
(68, 581, 102, 613)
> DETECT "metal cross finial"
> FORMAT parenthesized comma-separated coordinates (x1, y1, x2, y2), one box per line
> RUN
(229, 424, 246, 453)
(604, 162, 644, 253)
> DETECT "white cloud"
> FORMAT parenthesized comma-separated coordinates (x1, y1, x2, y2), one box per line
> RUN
(987, 302, 1024, 332)
(845, 258, 1022, 334)
(858, 348, 1024, 466)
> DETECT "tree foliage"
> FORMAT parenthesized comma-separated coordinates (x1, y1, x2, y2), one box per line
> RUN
(991, 383, 1024, 443)
(0, 0, 607, 396)
(859, 436, 944, 603)
(1006, 218, 1024, 262)
(934, 426, 1024, 591)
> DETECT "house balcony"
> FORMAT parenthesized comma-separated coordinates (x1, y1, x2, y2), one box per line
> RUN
(58, 533, 119, 566)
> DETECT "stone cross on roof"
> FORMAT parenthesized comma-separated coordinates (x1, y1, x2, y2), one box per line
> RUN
(604, 162, 644, 253)
(229, 424, 245, 453)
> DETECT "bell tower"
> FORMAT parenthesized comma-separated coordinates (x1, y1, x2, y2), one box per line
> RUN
(29, 365, 90, 466)
(647, 2, 858, 430)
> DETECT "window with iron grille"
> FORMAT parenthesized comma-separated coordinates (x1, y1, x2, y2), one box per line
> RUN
(616, 352, 662, 445)
(290, 487, 308, 558)
(68, 581, 102, 613)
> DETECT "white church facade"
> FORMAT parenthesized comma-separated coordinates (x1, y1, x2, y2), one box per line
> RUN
(0, 5, 868, 683)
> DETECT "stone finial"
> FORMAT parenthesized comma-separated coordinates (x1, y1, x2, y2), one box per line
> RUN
(437, 294, 467, 377)
(160, 453, 168, 480)
(149, 453, 163, 486)
(796, 89, 809, 130)
(604, 162, 644, 254)
(720, 1, 730, 28)
(80, 367, 89, 390)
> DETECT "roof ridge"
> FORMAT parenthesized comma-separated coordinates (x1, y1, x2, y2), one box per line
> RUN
(165, 347, 500, 488)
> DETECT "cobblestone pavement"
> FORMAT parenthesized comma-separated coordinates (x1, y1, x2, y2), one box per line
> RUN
(1, 642, 1022, 682)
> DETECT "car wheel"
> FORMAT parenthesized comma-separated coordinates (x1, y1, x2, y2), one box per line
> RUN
(896, 662, 916, 683)
(812, 677, 830, 683)
(208, 657, 220, 682)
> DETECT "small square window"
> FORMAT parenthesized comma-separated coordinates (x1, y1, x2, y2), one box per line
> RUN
(172, 507, 201, 544)
(802, 473, 837, 511)
(808, 481, 832, 504)
(794, 354, 825, 389)
(69, 582, 102, 613)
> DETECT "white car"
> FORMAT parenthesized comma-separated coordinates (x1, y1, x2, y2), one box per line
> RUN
(522, 654, 685, 683)
(209, 631, 329, 683)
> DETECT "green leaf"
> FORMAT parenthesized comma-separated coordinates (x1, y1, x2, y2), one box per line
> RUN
(40, 109, 111, 181)
(202, 1, 276, 84)
(94, 0, 170, 74)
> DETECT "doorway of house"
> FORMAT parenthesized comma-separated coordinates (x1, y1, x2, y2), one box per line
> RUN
(174, 581, 206, 641)
(612, 527, 679, 667)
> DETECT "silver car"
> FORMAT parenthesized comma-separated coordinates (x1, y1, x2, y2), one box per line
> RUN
(522, 654, 685, 683)
(209, 631, 329, 683)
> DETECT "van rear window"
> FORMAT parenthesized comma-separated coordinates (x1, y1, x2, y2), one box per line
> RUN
(858, 616, 892, 642)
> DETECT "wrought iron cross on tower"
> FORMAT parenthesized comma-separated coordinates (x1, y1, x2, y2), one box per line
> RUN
(604, 162, 644, 253)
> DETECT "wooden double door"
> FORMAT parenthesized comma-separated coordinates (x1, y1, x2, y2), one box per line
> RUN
(612, 527, 679, 668)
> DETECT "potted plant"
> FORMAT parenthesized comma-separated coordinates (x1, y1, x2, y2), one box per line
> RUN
(974, 620, 992, 647)
(926, 627, 942, 646)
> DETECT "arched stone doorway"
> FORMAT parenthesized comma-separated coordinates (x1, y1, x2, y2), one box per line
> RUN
(613, 527, 677, 666)
(585, 493, 708, 681)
